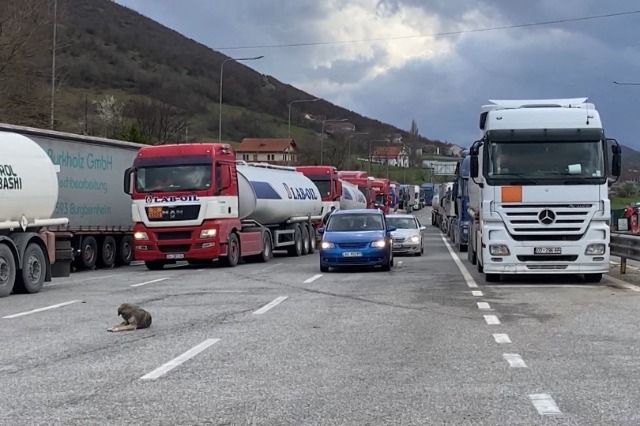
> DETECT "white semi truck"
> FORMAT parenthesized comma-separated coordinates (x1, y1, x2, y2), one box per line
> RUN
(0, 133, 73, 297)
(467, 98, 621, 283)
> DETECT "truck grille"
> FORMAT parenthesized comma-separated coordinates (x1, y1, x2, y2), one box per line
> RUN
(147, 205, 200, 222)
(500, 204, 594, 241)
(158, 244, 190, 253)
(155, 231, 192, 241)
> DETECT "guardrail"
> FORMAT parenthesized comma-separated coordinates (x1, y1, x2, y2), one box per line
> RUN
(610, 232, 640, 274)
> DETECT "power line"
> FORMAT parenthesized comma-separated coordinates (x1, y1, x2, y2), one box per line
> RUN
(213, 9, 640, 50)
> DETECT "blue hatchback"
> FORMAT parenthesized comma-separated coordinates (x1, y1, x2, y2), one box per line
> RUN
(317, 209, 397, 272)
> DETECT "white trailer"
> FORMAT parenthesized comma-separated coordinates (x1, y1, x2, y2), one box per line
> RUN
(467, 98, 622, 283)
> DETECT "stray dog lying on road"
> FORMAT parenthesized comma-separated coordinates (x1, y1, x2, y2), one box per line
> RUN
(107, 303, 152, 332)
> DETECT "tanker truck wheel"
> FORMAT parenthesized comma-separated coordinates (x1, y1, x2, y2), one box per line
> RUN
(301, 226, 311, 255)
(307, 225, 316, 254)
(221, 233, 240, 267)
(77, 236, 97, 270)
(116, 236, 133, 266)
(0, 244, 17, 298)
(287, 225, 303, 257)
(14, 243, 46, 294)
(98, 236, 116, 268)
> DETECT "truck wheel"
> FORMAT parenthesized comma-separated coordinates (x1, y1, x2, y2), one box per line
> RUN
(116, 236, 133, 266)
(584, 273, 603, 283)
(477, 256, 483, 273)
(0, 244, 17, 298)
(78, 236, 98, 270)
(145, 261, 165, 270)
(98, 236, 116, 268)
(301, 225, 310, 255)
(221, 233, 240, 267)
(485, 273, 500, 282)
(287, 225, 303, 257)
(307, 225, 316, 254)
(468, 244, 477, 265)
(15, 243, 46, 294)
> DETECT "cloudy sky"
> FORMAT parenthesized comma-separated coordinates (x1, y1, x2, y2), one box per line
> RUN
(116, 0, 640, 148)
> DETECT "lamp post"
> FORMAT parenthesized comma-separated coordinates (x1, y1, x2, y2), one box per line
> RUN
(218, 55, 264, 141)
(320, 118, 348, 165)
(288, 98, 319, 138)
(50, 0, 57, 129)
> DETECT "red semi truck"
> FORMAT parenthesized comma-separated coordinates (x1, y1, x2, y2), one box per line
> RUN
(370, 178, 392, 214)
(124, 143, 325, 270)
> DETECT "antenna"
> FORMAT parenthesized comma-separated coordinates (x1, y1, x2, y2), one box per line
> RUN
(585, 100, 590, 125)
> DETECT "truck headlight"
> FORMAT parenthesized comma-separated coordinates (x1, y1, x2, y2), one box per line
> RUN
(489, 244, 510, 256)
(408, 235, 420, 243)
(321, 241, 335, 249)
(134, 231, 148, 240)
(585, 243, 605, 256)
(371, 240, 386, 248)
(199, 229, 217, 238)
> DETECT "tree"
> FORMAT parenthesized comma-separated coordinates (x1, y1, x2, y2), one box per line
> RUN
(618, 181, 637, 198)
(93, 95, 125, 138)
(410, 119, 419, 136)
(127, 96, 187, 144)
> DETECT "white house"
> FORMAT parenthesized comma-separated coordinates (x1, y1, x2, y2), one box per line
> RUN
(235, 138, 298, 165)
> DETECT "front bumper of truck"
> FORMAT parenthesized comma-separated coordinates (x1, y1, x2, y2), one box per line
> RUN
(132, 222, 221, 262)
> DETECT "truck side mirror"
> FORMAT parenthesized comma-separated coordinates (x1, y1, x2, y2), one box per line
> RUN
(123, 168, 133, 195)
(470, 156, 479, 178)
(608, 138, 622, 183)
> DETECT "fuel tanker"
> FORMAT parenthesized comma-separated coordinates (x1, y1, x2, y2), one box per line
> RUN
(125, 143, 325, 270)
(0, 132, 73, 297)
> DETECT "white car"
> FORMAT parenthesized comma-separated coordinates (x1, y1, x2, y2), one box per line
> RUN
(386, 214, 426, 256)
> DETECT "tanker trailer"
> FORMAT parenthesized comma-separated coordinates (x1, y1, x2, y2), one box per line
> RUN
(338, 180, 367, 210)
(0, 132, 73, 297)
(125, 143, 324, 270)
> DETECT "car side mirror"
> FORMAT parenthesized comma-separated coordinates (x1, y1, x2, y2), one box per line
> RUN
(317, 227, 325, 234)
(419, 226, 426, 231)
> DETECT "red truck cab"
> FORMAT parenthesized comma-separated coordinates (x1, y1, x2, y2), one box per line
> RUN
(370, 178, 391, 213)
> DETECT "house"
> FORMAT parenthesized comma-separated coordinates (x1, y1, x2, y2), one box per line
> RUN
(324, 121, 356, 134)
(235, 138, 298, 165)
(447, 144, 464, 157)
(371, 145, 410, 168)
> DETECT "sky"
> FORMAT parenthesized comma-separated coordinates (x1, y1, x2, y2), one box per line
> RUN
(115, 0, 640, 149)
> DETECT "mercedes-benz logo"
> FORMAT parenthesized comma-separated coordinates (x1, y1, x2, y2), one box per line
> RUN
(538, 209, 556, 225)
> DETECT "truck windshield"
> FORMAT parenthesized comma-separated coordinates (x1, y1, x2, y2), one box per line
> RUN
(135, 165, 212, 193)
(375, 194, 386, 204)
(487, 140, 605, 184)
(311, 179, 331, 197)
(326, 214, 384, 231)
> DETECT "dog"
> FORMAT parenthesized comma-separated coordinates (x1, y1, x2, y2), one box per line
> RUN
(107, 303, 152, 332)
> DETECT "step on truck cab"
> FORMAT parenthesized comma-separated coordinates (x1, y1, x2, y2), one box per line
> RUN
(125, 143, 324, 270)
(467, 98, 622, 283)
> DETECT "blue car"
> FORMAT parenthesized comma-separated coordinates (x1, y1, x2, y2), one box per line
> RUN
(317, 209, 397, 272)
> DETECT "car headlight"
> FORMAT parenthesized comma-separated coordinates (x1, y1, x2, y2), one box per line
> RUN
(408, 235, 420, 243)
(585, 243, 605, 255)
(134, 231, 148, 240)
(199, 229, 217, 238)
(321, 241, 335, 249)
(371, 240, 386, 248)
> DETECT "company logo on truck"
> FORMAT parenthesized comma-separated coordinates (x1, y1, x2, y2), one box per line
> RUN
(145, 195, 200, 203)
(283, 183, 318, 200)
(0, 164, 22, 190)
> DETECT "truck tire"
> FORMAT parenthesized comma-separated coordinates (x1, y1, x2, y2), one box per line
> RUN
(116, 235, 133, 266)
(0, 244, 17, 298)
(287, 225, 303, 257)
(468, 243, 477, 265)
(77, 236, 98, 270)
(307, 225, 316, 254)
(245, 232, 273, 263)
(98, 236, 116, 268)
(301, 225, 310, 255)
(145, 261, 165, 270)
(15, 243, 46, 294)
(584, 273, 602, 283)
(221, 233, 240, 267)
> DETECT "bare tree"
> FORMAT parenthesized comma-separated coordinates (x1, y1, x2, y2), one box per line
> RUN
(127, 97, 187, 144)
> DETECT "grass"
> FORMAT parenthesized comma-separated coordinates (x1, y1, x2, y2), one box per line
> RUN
(611, 197, 640, 210)
(352, 161, 433, 184)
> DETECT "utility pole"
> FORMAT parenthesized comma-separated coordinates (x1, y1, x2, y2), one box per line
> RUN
(50, 0, 58, 129)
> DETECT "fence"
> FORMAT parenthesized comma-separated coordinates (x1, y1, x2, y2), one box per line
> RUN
(610, 232, 640, 273)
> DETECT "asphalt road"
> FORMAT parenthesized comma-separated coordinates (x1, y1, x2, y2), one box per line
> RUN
(1, 209, 639, 425)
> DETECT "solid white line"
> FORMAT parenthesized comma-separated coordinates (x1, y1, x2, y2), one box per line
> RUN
(503, 353, 527, 368)
(3, 300, 82, 319)
(140, 338, 220, 380)
(440, 235, 478, 288)
(603, 275, 640, 292)
(472, 290, 483, 296)
(253, 296, 288, 315)
(130, 277, 169, 287)
(529, 393, 562, 416)
(45, 273, 123, 287)
(303, 274, 323, 284)
(493, 333, 512, 344)
(484, 314, 500, 325)
(477, 302, 491, 310)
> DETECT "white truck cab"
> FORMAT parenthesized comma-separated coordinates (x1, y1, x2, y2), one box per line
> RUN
(467, 98, 622, 283)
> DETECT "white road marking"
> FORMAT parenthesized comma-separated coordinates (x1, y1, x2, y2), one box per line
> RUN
(140, 338, 220, 380)
(252, 263, 283, 275)
(529, 393, 562, 416)
(493, 333, 512, 344)
(3, 300, 82, 319)
(397, 260, 403, 266)
(303, 274, 323, 283)
(45, 273, 123, 287)
(485, 285, 601, 289)
(440, 236, 478, 288)
(472, 290, 483, 296)
(603, 275, 640, 292)
(130, 277, 169, 287)
(477, 302, 491, 310)
(484, 314, 500, 325)
(503, 353, 527, 368)
(253, 296, 288, 315)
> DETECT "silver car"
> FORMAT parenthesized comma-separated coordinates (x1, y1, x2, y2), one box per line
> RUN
(386, 214, 426, 256)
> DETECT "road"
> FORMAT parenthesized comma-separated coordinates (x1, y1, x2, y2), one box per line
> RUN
(1, 208, 639, 425)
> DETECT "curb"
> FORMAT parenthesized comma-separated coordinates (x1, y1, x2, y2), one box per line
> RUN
(603, 274, 640, 292)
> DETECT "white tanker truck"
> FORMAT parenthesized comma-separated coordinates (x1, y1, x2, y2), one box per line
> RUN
(0, 133, 73, 297)
(125, 143, 325, 270)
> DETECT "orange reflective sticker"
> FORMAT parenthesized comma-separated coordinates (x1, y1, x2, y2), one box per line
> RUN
(501, 186, 522, 203)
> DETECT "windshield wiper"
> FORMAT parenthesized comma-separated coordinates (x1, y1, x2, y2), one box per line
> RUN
(493, 173, 539, 185)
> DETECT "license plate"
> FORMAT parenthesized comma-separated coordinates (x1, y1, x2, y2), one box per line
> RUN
(147, 206, 163, 219)
(342, 252, 363, 257)
(534, 247, 562, 255)
(166, 253, 185, 259)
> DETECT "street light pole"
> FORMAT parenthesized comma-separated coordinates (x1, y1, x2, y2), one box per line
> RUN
(50, 0, 57, 129)
(288, 98, 319, 138)
(320, 118, 348, 165)
(218, 55, 264, 141)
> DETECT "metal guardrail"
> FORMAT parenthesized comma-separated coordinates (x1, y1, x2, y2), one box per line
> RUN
(610, 232, 640, 274)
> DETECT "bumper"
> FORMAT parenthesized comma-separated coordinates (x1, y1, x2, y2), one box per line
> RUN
(392, 242, 422, 254)
(320, 248, 389, 267)
(481, 246, 610, 274)
(132, 223, 221, 262)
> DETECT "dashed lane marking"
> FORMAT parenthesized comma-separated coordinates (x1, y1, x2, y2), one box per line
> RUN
(303, 274, 323, 284)
(503, 353, 527, 368)
(3, 300, 82, 319)
(253, 296, 288, 315)
(484, 314, 500, 325)
(140, 339, 220, 380)
(529, 393, 562, 416)
(477, 302, 491, 310)
(493, 333, 512, 344)
(130, 278, 169, 287)
(472, 291, 483, 296)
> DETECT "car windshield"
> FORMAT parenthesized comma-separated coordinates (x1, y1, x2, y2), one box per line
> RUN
(386, 217, 417, 229)
(326, 214, 384, 231)
(136, 165, 212, 193)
